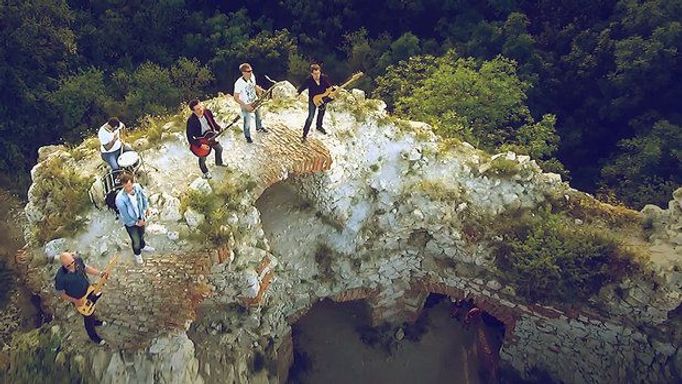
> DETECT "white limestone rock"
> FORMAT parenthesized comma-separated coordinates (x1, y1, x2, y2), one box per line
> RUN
(184, 208, 205, 229)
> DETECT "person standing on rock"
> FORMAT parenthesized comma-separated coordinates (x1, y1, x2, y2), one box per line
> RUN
(186, 99, 227, 180)
(233, 62, 269, 143)
(297, 63, 331, 142)
(54, 252, 108, 345)
(115, 172, 154, 265)
(98, 117, 133, 170)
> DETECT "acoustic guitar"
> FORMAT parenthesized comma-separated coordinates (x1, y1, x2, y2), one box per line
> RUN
(189, 115, 240, 157)
(74, 255, 118, 316)
(312, 72, 364, 107)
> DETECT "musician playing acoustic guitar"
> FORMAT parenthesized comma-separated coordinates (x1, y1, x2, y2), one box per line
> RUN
(98, 117, 133, 170)
(186, 99, 227, 179)
(297, 63, 331, 142)
(54, 252, 108, 345)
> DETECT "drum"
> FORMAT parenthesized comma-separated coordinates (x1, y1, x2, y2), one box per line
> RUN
(103, 170, 124, 212)
(117, 151, 142, 173)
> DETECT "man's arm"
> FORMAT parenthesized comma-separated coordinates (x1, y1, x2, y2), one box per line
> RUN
(234, 92, 254, 112)
(84, 264, 102, 277)
(59, 291, 85, 305)
(296, 78, 309, 95)
(186, 118, 199, 146)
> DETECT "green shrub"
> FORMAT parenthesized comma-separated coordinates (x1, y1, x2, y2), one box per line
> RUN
(181, 171, 256, 246)
(495, 210, 639, 303)
(0, 326, 80, 383)
(32, 156, 92, 244)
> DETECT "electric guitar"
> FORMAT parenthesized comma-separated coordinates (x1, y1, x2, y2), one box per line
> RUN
(189, 115, 240, 157)
(74, 255, 118, 316)
(249, 81, 279, 111)
(312, 72, 364, 107)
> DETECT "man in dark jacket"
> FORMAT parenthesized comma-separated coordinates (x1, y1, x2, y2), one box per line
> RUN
(55, 252, 108, 345)
(297, 63, 332, 142)
(186, 99, 226, 179)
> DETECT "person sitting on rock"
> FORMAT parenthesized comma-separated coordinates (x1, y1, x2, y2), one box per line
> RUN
(98, 117, 133, 170)
(186, 99, 227, 180)
(54, 252, 108, 345)
(297, 63, 331, 142)
(233, 63, 269, 143)
(115, 172, 154, 265)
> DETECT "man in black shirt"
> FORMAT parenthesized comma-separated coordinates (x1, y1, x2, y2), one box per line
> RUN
(54, 252, 107, 345)
(297, 63, 332, 142)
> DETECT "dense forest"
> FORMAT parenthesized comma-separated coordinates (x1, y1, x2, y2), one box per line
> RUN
(0, 0, 680, 209)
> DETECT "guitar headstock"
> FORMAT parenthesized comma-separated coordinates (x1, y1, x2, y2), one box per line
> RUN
(349, 72, 364, 81)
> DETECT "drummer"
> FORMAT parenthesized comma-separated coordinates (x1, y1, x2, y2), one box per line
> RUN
(98, 117, 133, 171)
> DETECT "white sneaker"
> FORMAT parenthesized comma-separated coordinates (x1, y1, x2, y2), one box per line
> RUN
(141, 245, 155, 253)
(202, 172, 212, 179)
(98, 340, 107, 346)
(134, 254, 143, 264)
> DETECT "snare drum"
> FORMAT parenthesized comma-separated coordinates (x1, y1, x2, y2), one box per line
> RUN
(117, 151, 142, 173)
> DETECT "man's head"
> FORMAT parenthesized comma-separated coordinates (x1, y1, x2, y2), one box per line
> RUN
(119, 172, 135, 194)
(59, 252, 77, 272)
(189, 99, 204, 117)
(107, 117, 120, 129)
(310, 63, 321, 81)
(239, 63, 253, 80)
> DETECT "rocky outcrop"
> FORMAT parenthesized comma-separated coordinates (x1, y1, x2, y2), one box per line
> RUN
(6, 82, 681, 383)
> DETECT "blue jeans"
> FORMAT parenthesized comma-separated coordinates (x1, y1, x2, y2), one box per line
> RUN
(125, 224, 146, 256)
(303, 101, 326, 138)
(241, 109, 262, 139)
(101, 144, 133, 170)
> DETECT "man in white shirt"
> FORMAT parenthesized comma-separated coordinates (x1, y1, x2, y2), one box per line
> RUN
(98, 117, 132, 170)
(233, 63, 268, 143)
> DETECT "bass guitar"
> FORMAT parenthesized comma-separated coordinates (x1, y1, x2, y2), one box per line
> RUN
(75, 255, 118, 316)
(312, 72, 364, 107)
(189, 115, 240, 157)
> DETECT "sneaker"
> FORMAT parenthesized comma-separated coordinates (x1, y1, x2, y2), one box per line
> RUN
(215, 163, 228, 168)
(98, 340, 107, 346)
(257, 127, 269, 133)
(134, 254, 143, 265)
(202, 172, 212, 179)
(95, 320, 107, 327)
(316, 127, 327, 135)
(141, 245, 155, 253)
(301, 136, 307, 143)
(246, 137, 253, 143)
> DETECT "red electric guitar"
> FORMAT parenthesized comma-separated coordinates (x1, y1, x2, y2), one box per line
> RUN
(190, 115, 240, 157)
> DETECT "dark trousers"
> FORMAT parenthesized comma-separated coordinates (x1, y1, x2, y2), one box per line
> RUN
(83, 314, 104, 343)
(125, 224, 146, 255)
(303, 101, 326, 138)
(198, 143, 224, 174)
(82, 292, 103, 343)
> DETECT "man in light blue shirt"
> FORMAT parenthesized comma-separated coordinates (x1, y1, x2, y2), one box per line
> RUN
(115, 172, 154, 264)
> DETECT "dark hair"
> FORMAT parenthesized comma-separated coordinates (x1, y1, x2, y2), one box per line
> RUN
(188, 99, 200, 110)
(310, 63, 321, 72)
(118, 172, 134, 185)
(107, 117, 120, 128)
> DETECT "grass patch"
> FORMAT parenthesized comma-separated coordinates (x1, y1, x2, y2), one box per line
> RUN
(484, 157, 520, 177)
(31, 156, 92, 244)
(415, 180, 464, 202)
(494, 209, 641, 304)
(545, 189, 641, 228)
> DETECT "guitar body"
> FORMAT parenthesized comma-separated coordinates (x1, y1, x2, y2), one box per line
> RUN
(73, 255, 118, 316)
(312, 87, 335, 107)
(190, 132, 219, 157)
(188, 116, 241, 157)
(75, 285, 99, 316)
